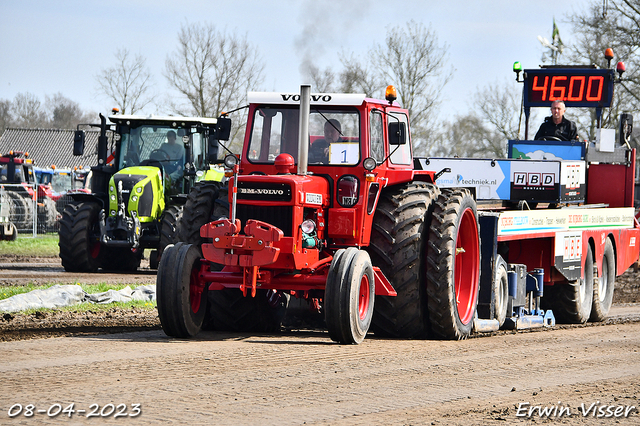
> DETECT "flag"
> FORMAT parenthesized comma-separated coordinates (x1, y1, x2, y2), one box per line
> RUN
(552, 18, 564, 53)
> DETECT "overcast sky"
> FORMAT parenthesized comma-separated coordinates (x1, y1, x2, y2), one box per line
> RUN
(0, 0, 592, 120)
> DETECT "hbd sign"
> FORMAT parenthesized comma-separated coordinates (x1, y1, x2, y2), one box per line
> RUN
(513, 172, 555, 187)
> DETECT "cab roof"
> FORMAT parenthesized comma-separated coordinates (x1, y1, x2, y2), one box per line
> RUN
(108, 114, 219, 126)
(247, 92, 399, 107)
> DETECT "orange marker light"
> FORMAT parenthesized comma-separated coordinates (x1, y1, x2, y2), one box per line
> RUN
(385, 85, 397, 104)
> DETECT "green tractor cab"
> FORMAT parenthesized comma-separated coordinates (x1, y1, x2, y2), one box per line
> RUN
(59, 112, 231, 272)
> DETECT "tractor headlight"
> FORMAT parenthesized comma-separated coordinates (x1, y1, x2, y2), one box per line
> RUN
(363, 157, 376, 171)
(301, 219, 316, 234)
(224, 154, 238, 169)
(132, 195, 138, 202)
(110, 194, 116, 201)
(136, 187, 142, 194)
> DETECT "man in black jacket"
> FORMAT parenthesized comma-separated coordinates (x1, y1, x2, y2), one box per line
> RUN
(535, 100, 579, 141)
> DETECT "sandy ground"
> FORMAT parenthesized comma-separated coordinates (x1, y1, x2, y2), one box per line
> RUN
(0, 256, 639, 424)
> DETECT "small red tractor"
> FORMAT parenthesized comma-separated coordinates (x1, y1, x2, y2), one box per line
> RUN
(158, 51, 639, 344)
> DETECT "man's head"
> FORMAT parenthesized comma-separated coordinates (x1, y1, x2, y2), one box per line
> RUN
(167, 130, 177, 145)
(324, 119, 341, 144)
(550, 100, 566, 124)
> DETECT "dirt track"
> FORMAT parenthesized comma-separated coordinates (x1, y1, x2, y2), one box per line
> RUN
(0, 257, 639, 424)
(0, 321, 639, 425)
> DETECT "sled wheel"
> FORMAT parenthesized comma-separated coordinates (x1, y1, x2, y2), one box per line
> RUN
(426, 189, 480, 340)
(325, 248, 375, 344)
(493, 255, 509, 328)
(157, 242, 208, 337)
(553, 244, 594, 324)
(590, 239, 615, 321)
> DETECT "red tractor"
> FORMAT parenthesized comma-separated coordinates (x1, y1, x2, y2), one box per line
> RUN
(158, 54, 639, 344)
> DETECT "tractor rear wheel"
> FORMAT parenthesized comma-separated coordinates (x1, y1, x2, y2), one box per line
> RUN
(368, 182, 440, 338)
(58, 202, 104, 272)
(549, 244, 594, 324)
(157, 242, 208, 337)
(426, 189, 480, 340)
(150, 205, 183, 269)
(178, 182, 224, 246)
(325, 248, 375, 344)
(590, 239, 615, 321)
(6, 191, 32, 231)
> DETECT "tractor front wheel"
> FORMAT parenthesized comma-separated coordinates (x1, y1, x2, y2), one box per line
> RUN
(157, 242, 208, 338)
(58, 202, 104, 272)
(325, 248, 375, 344)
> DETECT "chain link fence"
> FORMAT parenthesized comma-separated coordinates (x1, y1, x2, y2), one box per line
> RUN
(0, 184, 66, 237)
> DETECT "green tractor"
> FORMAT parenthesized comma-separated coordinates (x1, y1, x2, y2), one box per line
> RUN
(59, 111, 231, 272)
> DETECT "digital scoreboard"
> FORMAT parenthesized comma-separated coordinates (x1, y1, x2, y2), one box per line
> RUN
(523, 68, 615, 108)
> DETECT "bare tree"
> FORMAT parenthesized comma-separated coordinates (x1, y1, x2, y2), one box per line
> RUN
(338, 52, 379, 96)
(0, 99, 13, 136)
(45, 93, 91, 129)
(12, 92, 48, 128)
(565, 1, 640, 139)
(304, 63, 336, 93)
(474, 79, 523, 141)
(164, 22, 265, 151)
(432, 114, 507, 158)
(340, 21, 453, 155)
(96, 48, 154, 115)
(164, 22, 264, 117)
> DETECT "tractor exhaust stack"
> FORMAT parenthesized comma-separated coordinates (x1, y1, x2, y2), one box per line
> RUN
(297, 84, 310, 176)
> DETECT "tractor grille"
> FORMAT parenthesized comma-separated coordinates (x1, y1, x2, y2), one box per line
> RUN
(236, 204, 293, 237)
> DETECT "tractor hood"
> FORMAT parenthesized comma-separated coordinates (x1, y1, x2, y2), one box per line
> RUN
(108, 165, 165, 222)
(234, 174, 330, 207)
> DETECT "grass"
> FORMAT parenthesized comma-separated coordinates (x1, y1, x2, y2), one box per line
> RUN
(0, 234, 60, 257)
(0, 283, 157, 313)
(0, 235, 158, 312)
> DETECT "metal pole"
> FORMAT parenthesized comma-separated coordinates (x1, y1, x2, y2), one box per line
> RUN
(297, 85, 311, 175)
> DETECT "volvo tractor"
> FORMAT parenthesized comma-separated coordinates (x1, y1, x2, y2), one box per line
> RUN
(59, 111, 231, 272)
(158, 49, 639, 344)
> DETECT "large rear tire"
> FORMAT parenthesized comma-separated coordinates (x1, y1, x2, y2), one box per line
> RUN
(157, 242, 208, 337)
(325, 248, 375, 344)
(591, 239, 615, 322)
(58, 202, 104, 272)
(367, 182, 440, 338)
(150, 205, 183, 269)
(6, 191, 32, 231)
(178, 182, 224, 245)
(551, 244, 594, 324)
(426, 189, 480, 340)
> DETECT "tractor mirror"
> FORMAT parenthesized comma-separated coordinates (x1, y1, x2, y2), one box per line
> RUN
(216, 117, 232, 141)
(388, 122, 407, 145)
(73, 130, 86, 156)
(208, 135, 220, 163)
